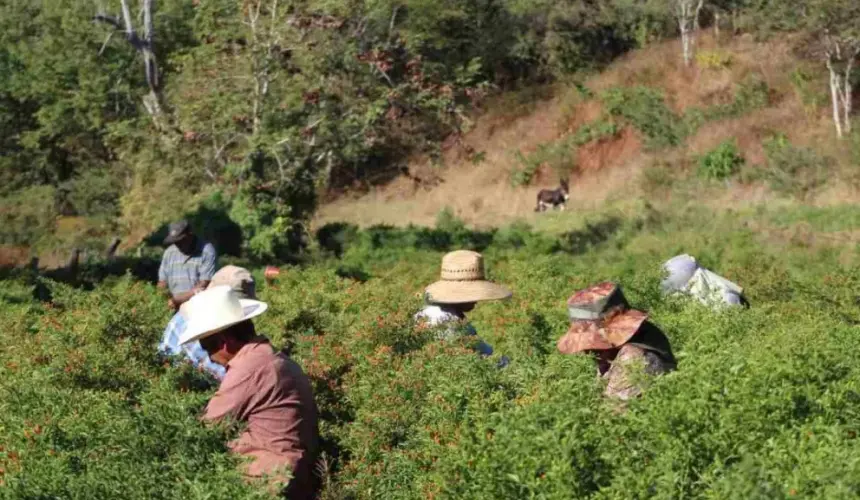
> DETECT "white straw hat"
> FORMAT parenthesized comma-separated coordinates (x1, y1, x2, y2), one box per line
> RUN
(179, 285, 268, 345)
(424, 250, 512, 304)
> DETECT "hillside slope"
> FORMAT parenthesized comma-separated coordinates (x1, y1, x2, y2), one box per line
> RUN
(316, 34, 860, 229)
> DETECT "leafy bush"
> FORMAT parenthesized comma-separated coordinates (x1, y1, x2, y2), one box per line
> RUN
(684, 76, 771, 129)
(697, 140, 745, 181)
(0, 186, 57, 246)
(571, 119, 620, 145)
(696, 50, 734, 69)
(59, 169, 122, 219)
(762, 134, 831, 197)
(711, 76, 771, 120)
(790, 66, 828, 115)
(641, 160, 680, 195)
(0, 278, 268, 498)
(731, 76, 771, 112)
(510, 119, 618, 186)
(601, 86, 685, 149)
(511, 140, 576, 187)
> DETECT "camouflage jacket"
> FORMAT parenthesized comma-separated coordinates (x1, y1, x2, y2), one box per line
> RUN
(601, 344, 675, 400)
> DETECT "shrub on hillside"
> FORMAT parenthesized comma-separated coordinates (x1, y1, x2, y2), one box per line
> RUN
(685, 76, 771, 130)
(641, 160, 680, 195)
(510, 119, 619, 186)
(790, 66, 828, 116)
(601, 87, 685, 149)
(511, 140, 576, 187)
(697, 140, 745, 181)
(696, 50, 734, 69)
(762, 134, 831, 198)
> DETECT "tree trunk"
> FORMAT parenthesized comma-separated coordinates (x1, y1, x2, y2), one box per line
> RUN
(828, 61, 844, 138)
(95, 0, 167, 126)
(826, 49, 857, 139)
(843, 56, 855, 134)
(105, 238, 122, 260)
(714, 12, 721, 40)
(680, 22, 693, 66)
(674, 0, 702, 67)
(694, 0, 704, 32)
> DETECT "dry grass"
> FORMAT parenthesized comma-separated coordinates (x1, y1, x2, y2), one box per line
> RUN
(0, 245, 30, 268)
(315, 33, 859, 230)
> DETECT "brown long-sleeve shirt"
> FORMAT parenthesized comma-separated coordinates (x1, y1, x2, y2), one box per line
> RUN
(204, 336, 319, 497)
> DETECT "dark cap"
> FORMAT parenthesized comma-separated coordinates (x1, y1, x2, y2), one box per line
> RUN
(163, 219, 192, 245)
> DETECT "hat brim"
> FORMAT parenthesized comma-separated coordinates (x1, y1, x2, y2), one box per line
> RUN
(557, 310, 648, 354)
(179, 299, 268, 345)
(163, 229, 191, 245)
(424, 280, 512, 304)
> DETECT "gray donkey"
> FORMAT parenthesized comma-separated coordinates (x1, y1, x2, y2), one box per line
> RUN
(535, 179, 570, 212)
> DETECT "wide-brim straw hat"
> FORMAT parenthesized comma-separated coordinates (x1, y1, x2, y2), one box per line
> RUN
(179, 285, 268, 345)
(557, 282, 648, 354)
(424, 250, 512, 304)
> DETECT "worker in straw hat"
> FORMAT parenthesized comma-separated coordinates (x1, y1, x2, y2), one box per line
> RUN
(158, 265, 257, 380)
(416, 250, 512, 366)
(557, 282, 676, 401)
(180, 286, 319, 498)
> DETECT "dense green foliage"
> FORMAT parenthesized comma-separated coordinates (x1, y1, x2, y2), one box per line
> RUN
(0, 0, 689, 257)
(4, 203, 860, 498)
(697, 140, 744, 180)
(760, 133, 832, 197)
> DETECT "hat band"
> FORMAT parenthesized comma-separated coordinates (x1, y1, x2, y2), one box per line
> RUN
(440, 268, 485, 281)
(568, 308, 603, 321)
(567, 290, 629, 322)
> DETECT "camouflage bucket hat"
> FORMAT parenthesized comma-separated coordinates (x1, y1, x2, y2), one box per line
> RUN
(557, 282, 648, 354)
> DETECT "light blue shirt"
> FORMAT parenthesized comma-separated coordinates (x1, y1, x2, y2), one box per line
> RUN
(158, 313, 226, 379)
(158, 241, 218, 296)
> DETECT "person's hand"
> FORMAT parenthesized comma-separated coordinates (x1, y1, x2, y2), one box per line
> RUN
(264, 266, 281, 282)
(167, 297, 178, 311)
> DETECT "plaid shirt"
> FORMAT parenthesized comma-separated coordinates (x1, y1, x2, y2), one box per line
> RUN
(158, 240, 217, 295)
(158, 313, 226, 380)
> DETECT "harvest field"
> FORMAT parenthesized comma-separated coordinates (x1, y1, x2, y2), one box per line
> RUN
(3, 202, 860, 498)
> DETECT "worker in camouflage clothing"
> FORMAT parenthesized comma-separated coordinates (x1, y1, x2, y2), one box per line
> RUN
(557, 282, 676, 401)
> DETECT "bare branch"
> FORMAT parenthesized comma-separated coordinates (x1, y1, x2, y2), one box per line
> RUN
(98, 32, 115, 55)
(120, 0, 134, 37)
(93, 13, 123, 30)
(389, 5, 401, 42)
(143, 0, 154, 42)
(95, 1, 166, 123)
